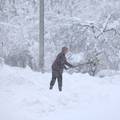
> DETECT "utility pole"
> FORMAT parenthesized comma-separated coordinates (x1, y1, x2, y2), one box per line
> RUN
(39, 0, 44, 72)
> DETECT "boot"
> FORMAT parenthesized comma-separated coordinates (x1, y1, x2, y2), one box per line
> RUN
(49, 86, 53, 90)
(59, 87, 62, 92)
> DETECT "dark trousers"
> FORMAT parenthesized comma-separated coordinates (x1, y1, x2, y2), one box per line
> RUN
(50, 70, 63, 91)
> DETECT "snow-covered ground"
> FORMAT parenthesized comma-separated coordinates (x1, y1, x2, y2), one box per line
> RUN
(0, 65, 120, 120)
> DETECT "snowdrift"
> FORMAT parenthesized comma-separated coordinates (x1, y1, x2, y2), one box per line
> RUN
(0, 65, 120, 120)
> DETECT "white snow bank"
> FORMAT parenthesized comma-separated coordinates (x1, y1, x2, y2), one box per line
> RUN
(0, 65, 120, 120)
(96, 69, 120, 77)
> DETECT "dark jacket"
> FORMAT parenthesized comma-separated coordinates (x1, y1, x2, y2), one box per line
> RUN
(52, 52, 73, 74)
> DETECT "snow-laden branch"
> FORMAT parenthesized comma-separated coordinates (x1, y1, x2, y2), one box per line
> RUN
(102, 14, 112, 32)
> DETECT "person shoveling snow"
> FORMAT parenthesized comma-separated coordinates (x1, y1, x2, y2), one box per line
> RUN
(49, 47, 75, 92)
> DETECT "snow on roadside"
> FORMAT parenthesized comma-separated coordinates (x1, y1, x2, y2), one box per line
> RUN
(0, 65, 120, 120)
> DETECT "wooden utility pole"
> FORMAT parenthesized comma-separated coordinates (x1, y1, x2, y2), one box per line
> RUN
(39, 0, 44, 72)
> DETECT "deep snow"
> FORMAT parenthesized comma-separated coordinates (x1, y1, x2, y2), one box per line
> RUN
(0, 65, 120, 120)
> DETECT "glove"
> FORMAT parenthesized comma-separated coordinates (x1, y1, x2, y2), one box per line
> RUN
(65, 68, 69, 70)
(72, 65, 78, 68)
(64, 66, 69, 70)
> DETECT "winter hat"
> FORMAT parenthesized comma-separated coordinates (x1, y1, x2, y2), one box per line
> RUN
(62, 47, 68, 52)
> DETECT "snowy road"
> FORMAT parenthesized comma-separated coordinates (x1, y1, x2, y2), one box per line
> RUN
(0, 65, 120, 120)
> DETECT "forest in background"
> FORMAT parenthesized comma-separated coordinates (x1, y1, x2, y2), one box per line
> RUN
(0, 0, 120, 75)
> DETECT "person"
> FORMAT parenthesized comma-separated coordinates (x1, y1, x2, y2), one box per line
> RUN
(49, 47, 74, 92)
